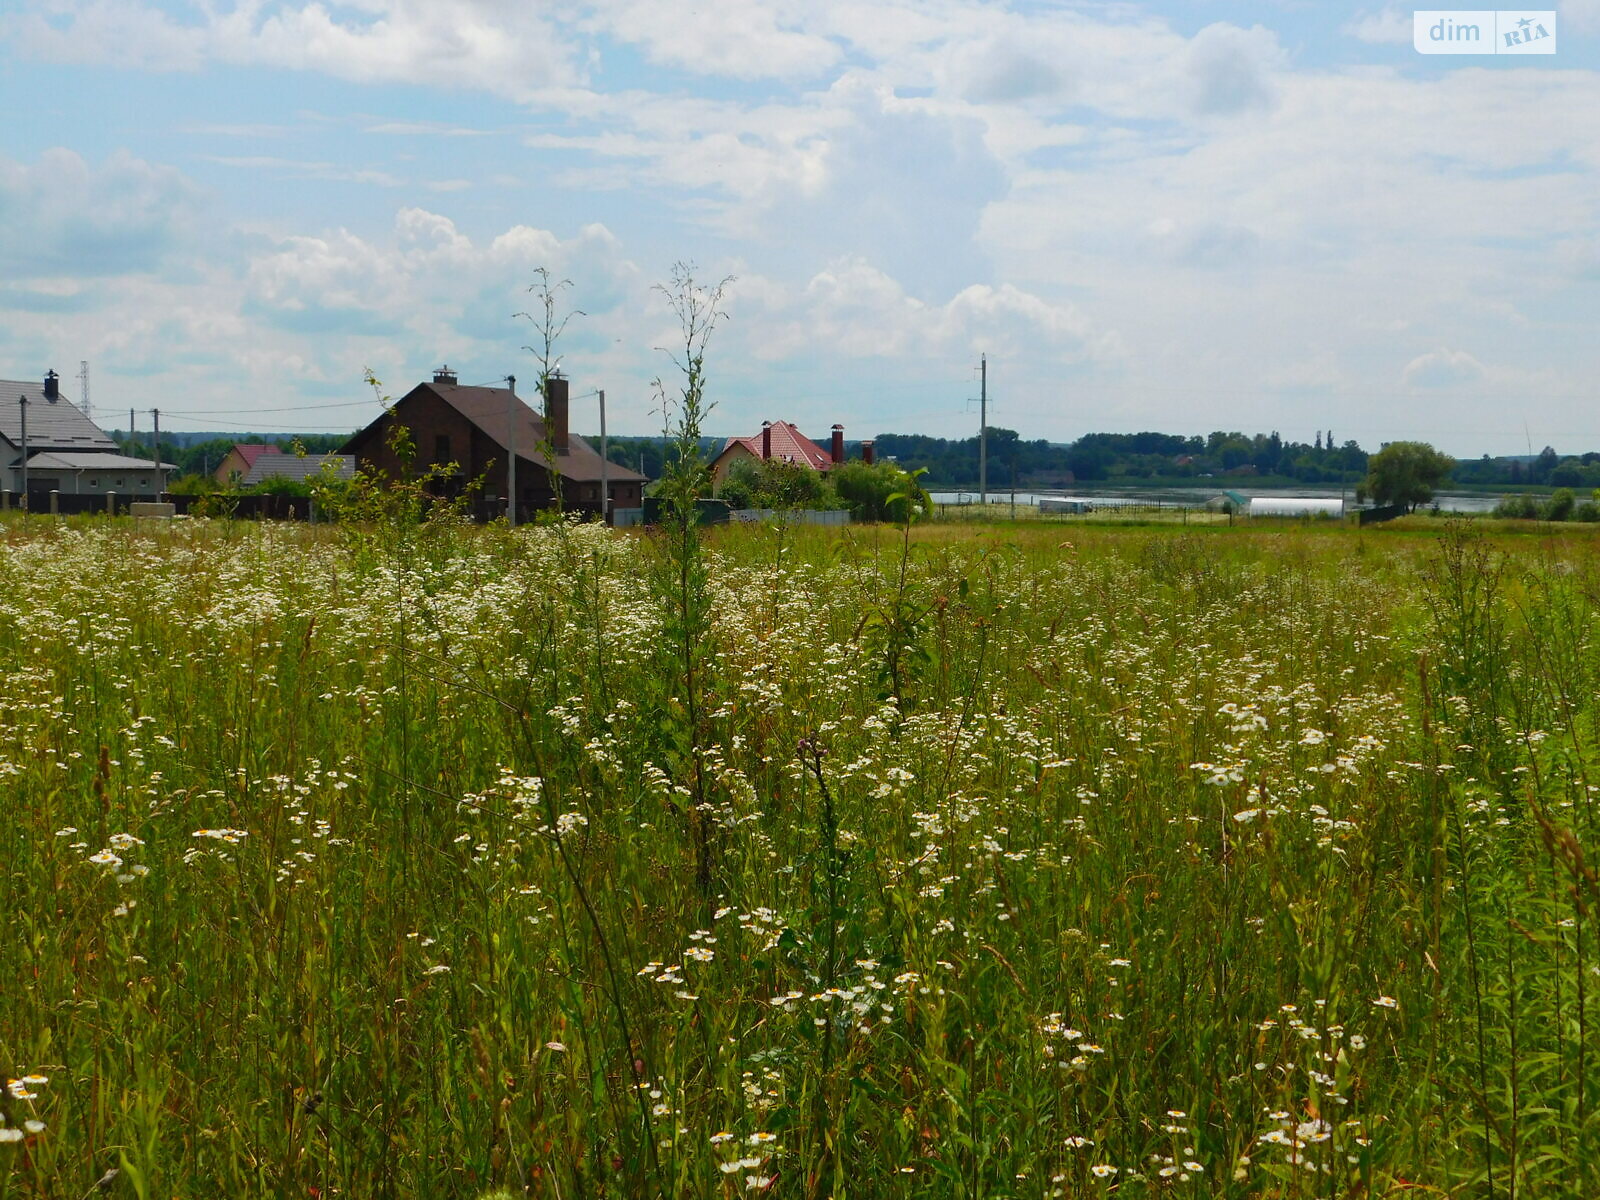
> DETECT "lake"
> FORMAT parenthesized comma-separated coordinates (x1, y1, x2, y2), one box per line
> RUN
(928, 487, 1501, 513)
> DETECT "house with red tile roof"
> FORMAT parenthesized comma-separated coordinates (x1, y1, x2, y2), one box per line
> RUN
(710, 421, 867, 486)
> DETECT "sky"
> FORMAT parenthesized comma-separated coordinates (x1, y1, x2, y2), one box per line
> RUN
(2, 1, 1598, 456)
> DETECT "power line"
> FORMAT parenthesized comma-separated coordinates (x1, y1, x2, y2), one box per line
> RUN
(131, 415, 367, 433)
(158, 398, 385, 417)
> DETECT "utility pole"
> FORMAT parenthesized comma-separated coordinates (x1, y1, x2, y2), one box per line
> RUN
(153, 408, 165, 495)
(19, 393, 29, 504)
(979, 353, 988, 506)
(505, 374, 518, 527)
(130, 408, 137, 464)
(598, 388, 610, 525)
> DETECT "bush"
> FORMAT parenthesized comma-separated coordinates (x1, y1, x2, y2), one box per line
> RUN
(247, 477, 313, 499)
(166, 474, 221, 496)
(1575, 501, 1600, 523)
(715, 457, 837, 511)
(1543, 488, 1576, 522)
(1493, 494, 1539, 519)
(831, 460, 931, 523)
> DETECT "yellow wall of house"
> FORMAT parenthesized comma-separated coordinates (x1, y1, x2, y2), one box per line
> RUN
(710, 443, 756, 486)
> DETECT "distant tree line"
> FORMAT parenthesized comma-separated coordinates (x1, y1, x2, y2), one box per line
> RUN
(596, 436, 721, 480)
(873, 428, 1367, 487)
(870, 429, 1600, 491)
(1456, 446, 1600, 490)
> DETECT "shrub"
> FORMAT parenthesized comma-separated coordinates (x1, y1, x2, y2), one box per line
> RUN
(1494, 494, 1539, 519)
(1542, 487, 1576, 522)
(831, 460, 930, 523)
(716, 457, 837, 511)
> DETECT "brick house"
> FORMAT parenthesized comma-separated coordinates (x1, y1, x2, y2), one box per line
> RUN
(340, 367, 647, 521)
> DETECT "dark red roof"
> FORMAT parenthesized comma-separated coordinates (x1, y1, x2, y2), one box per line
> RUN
(232, 444, 282, 468)
(717, 421, 835, 470)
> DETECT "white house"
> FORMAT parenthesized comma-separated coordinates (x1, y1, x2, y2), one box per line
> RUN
(1, 372, 170, 498)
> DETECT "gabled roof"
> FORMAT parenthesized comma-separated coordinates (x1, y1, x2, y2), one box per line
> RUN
(0, 379, 118, 453)
(346, 381, 648, 485)
(718, 421, 835, 470)
(230, 444, 283, 469)
(242, 453, 355, 486)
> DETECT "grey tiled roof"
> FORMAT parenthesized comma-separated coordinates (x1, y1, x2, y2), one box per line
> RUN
(0, 379, 117, 452)
(241, 453, 356, 485)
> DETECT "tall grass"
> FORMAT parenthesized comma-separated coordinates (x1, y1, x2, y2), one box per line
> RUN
(1, 513, 1597, 1197)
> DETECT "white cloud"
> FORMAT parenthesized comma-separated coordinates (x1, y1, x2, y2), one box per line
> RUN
(241, 208, 639, 351)
(0, 148, 201, 277)
(9, 0, 580, 100)
(1182, 23, 1285, 116)
(581, 0, 839, 80)
(1403, 348, 1488, 388)
(1345, 8, 1412, 45)
(200, 156, 404, 187)
(750, 259, 1118, 366)
(946, 35, 1069, 104)
(1561, 0, 1600, 35)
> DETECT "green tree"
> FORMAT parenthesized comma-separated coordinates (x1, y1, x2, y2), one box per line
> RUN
(1363, 441, 1455, 512)
(831, 460, 931, 523)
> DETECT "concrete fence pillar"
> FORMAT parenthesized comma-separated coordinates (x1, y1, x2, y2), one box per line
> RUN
(1, 489, 10, 511)
(106, 491, 116, 515)
(49, 490, 59, 516)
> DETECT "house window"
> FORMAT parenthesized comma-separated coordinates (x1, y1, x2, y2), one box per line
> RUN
(435, 434, 451, 464)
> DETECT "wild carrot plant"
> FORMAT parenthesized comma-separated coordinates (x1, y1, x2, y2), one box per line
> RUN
(0, 514, 1598, 1197)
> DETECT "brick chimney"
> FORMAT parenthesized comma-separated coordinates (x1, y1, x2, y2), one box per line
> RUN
(761, 421, 772, 460)
(43, 370, 58, 401)
(862, 439, 875, 466)
(831, 424, 844, 464)
(432, 365, 457, 386)
(544, 374, 569, 454)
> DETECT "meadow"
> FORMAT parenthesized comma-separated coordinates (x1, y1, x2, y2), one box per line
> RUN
(1, 511, 1597, 1198)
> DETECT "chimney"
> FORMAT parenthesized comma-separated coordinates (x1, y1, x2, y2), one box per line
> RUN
(43, 370, 59, 401)
(544, 374, 569, 454)
(862, 439, 875, 466)
(432, 364, 458, 387)
(831, 424, 844, 465)
(761, 421, 772, 460)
